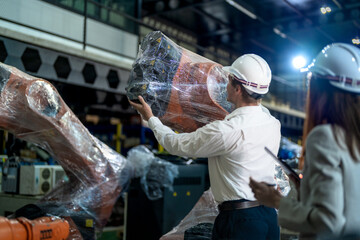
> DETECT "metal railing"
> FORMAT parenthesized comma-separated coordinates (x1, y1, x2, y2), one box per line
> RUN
(40, 0, 233, 64)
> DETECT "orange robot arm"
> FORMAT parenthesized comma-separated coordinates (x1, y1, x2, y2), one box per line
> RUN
(0, 62, 132, 237)
(126, 31, 232, 132)
(0, 216, 69, 240)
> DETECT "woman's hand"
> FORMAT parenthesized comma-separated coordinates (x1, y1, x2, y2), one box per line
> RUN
(128, 96, 154, 121)
(249, 177, 282, 209)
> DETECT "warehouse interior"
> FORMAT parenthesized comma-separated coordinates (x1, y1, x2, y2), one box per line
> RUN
(0, 0, 359, 239)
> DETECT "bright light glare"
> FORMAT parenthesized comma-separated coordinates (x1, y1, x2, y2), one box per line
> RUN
(320, 6, 331, 14)
(292, 56, 307, 69)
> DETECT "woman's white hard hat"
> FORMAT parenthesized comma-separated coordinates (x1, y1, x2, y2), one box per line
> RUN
(307, 43, 360, 94)
(222, 54, 272, 95)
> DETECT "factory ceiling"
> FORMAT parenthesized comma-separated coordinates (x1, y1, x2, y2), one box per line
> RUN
(140, 0, 360, 77)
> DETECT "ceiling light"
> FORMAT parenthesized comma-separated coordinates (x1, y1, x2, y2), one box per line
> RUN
(292, 56, 307, 69)
(225, 0, 257, 20)
(320, 6, 331, 14)
(352, 37, 360, 45)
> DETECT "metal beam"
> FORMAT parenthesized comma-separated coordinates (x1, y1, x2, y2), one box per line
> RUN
(143, 0, 224, 18)
(332, 0, 343, 10)
(190, 2, 299, 52)
(282, 0, 335, 42)
(189, 7, 232, 28)
(203, 28, 233, 37)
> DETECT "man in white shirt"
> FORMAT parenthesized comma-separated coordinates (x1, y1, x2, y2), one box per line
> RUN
(129, 54, 281, 240)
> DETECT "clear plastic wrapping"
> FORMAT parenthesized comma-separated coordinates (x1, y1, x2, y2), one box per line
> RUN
(127, 145, 179, 200)
(275, 164, 291, 196)
(126, 31, 233, 133)
(160, 189, 218, 240)
(277, 137, 302, 196)
(0, 62, 134, 238)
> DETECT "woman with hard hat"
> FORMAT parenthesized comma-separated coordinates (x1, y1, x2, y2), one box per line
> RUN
(129, 54, 281, 240)
(250, 43, 360, 240)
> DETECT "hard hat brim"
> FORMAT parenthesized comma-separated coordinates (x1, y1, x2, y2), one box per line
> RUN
(222, 66, 245, 81)
(222, 66, 269, 94)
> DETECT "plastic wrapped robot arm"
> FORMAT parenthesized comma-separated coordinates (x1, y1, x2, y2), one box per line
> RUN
(126, 31, 233, 133)
(0, 62, 133, 239)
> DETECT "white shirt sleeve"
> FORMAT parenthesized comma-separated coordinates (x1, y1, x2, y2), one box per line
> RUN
(148, 116, 235, 158)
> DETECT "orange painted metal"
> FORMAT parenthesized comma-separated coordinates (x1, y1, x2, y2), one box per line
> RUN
(0, 216, 69, 240)
(159, 51, 228, 132)
(0, 63, 121, 227)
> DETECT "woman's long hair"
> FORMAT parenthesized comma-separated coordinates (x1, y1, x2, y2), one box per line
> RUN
(299, 74, 360, 169)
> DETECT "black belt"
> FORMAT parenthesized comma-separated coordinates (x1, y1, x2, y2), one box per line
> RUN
(218, 200, 260, 211)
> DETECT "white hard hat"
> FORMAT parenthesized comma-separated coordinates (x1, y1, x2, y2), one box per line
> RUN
(223, 54, 272, 94)
(307, 43, 360, 94)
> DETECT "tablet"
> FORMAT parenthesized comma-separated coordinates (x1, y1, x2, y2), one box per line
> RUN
(265, 146, 301, 183)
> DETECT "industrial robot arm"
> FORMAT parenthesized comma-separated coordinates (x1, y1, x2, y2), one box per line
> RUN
(126, 31, 232, 133)
(0, 62, 132, 239)
(0, 216, 69, 240)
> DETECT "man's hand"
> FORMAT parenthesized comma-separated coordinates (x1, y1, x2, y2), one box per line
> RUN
(249, 177, 282, 209)
(128, 96, 154, 121)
